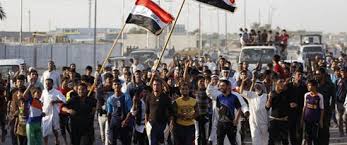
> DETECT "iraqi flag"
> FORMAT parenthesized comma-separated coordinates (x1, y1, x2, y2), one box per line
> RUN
(195, 0, 237, 12)
(126, 0, 174, 35)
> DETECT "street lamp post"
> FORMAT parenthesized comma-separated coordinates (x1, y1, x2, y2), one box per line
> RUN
(94, 0, 97, 67)
(28, 10, 31, 32)
(199, 4, 202, 54)
(20, 0, 23, 43)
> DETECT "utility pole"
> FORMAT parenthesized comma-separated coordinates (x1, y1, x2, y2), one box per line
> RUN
(199, 4, 202, 53)
(225, 12, 228, 49)
(217, 9, 220, 49)
(20, 0, 23, 43)
(28, 10, 31, 32)
(94, 0, 97, 67)
(243, 0, 247, 27)
(88, 0, 91, 29)
(121, 0, 125, 55)
(258, 8, 261, 25)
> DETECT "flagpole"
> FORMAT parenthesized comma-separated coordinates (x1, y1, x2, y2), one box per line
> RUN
(153, 0, 187, 70)
(88, 23, 127, 96)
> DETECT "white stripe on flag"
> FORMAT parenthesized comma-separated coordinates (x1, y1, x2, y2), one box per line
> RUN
(130, 5, 167, 29)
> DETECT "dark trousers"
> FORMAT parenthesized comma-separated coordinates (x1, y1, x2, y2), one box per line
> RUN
(134, 130, 148, 145)
(217, 122, 237, 145)
(318, 110, 331, 145)
(304, 122, 319, 145)
(70, 126, 95, 145)
(196, 115, 209, 145)
(268, 120, 289, 145)
(149, 122, 166, 145)
(16, 135, 27, 145)
(108, 122, 131, 145)
(173, 124, 195, 145)
(10, 121, 17, 145)
(59, 115, 71, 137)
(288, 111, 302, 145)
(0, 113, 6, 141)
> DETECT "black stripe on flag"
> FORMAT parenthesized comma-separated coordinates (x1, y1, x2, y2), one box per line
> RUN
(196, 0, 236, 12)
(126, 14, 163, 35)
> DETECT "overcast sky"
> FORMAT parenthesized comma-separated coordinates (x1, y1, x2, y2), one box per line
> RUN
(0, 0, 346, 34)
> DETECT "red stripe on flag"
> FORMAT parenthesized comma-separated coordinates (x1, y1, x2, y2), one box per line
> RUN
(136, 0, 174, 24)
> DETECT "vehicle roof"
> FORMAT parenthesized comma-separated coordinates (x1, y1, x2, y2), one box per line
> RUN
(283, 59, 304, 63)
(0, 59, 25, 66)
(108, 56, 132, 60)
(241, 46, 277, 50)
(300, 44, 323, 47)
(130, 49, 157, 53)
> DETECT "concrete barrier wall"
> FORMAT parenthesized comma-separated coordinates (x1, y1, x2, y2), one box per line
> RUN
(0, 43, 121, 70)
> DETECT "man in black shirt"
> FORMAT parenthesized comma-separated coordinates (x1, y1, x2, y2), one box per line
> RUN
(63, 83, 97, 145)
(286, 70, 307, 145)
(315, 68, 335, 145)
(145, 79, 173, 145)
(266, 79, 290, 145)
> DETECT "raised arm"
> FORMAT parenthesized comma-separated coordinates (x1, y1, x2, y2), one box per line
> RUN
(206, 82, 221, 101)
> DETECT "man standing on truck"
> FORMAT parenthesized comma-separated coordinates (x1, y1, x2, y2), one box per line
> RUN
(280, 29, 289, 55)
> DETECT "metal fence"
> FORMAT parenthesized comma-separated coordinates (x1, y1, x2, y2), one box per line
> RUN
(0, 43, 122, 70)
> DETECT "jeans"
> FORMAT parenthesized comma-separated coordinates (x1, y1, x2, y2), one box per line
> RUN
(194, 115, 209, 145)
(268, 120, 289, 145)
(304, 122, 319, 145)
(173, 124, 195, 145)
(318, 110, 331, 145)
(98, 114, 109, 144)
(108, 119, 131, 145)
(149, 122, 167, 145)
(336, 102, 347, 136)
(217, 122, 237, 145)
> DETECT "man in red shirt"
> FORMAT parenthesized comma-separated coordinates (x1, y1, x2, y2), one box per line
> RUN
(272, 55, 284, 79)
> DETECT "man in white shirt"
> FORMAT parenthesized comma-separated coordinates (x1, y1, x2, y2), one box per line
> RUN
(131, 58, 145, 73)
(41, 60, 60, 89)
(41, 78, 66, 145)
(205, 57, 217, 71)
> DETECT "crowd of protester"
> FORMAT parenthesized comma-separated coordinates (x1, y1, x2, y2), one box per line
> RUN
(239, 28, 289, 55)
(0, 49, 347, 145)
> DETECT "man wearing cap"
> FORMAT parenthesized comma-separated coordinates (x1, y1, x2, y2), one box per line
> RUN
(221, 67, 237, 91)
(337, 67, 347, 136)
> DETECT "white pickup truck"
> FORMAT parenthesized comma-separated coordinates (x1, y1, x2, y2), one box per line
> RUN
(297, 34, 325, 68)
(238, 46, 280, 70)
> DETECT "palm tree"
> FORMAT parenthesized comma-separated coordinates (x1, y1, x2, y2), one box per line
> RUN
(0, 3, 6, 20)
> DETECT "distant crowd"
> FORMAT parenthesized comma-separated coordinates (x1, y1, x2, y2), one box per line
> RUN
(239, 28, 289, 52)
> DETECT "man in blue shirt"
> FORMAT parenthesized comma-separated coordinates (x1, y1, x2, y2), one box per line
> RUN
(216, 79, 242, 145)
(107, 80, 132, 145)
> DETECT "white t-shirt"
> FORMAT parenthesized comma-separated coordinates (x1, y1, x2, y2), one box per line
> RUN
(41, 70, 61, 89)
